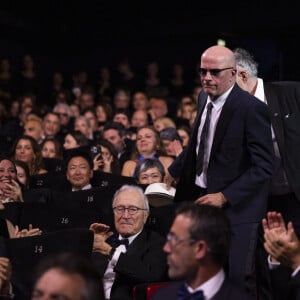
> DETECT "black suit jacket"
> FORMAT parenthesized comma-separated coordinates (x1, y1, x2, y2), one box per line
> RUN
(92, 229, 168, 300)
(264, 81, 300, 202)
(170, 84, 275, 225)
(151, 278, 253, 300)
(287, 271, 300, 300)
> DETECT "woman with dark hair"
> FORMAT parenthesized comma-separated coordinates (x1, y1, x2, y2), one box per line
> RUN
(134, 158, 165, 185)
(92, 139, 121, 175)
(40, 138, 63, 160)
(0, 157, 23, 203)
(14, 159, 30, 189)
(95, 102, 113, 128)
(0, 158, 42, 247)
(63, 130, 89, 150)
(10, 135, 47, 176)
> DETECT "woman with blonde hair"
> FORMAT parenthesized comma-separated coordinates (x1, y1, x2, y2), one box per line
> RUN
(153, 116, 176, 132)
(121, 125, 173, 177)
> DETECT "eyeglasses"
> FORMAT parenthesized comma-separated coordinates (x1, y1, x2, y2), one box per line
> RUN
(166, 232, 196, 249)
(113, 205, 148, 215)
(57, 113, 68, 117)
(198, 67, 234, 77)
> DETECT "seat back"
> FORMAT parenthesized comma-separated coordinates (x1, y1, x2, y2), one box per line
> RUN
(5, 228, 94, 299)
(133, 281, 172, 300)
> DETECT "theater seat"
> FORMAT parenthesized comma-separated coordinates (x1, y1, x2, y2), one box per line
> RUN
(133, 281, 172, 300)
(5, 228, 94, 299)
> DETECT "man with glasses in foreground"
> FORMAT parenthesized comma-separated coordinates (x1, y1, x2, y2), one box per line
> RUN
(152, 202, 252, 300)
(90, 184, 168, 300)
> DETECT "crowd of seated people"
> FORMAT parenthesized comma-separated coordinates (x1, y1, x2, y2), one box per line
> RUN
(1, 51, 297, 300)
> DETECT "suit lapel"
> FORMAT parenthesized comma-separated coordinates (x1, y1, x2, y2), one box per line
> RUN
(210, 85, 238, 158)
(125, 230, 146, 255)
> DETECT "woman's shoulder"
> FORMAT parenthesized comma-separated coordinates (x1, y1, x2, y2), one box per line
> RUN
(121, 160, 137, 177)
(38, 168, 48, 175)
(158, 156, 174, 164)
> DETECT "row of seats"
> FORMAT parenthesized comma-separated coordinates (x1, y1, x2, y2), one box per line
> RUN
(0, 228, 94, 299)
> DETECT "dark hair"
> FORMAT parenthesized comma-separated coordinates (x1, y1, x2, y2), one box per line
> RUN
(31, 252, 104, 300)
(102, 121, 126, 137)
(113, 108, 132, 120)
(10, 135, 44, 176)
(96, 139, 121, 174)
(159, 127, 183, 143)
(175, 203, 231, 267)
(134, 158, 165, 182)
(40, 137, 63, 159)
(13, 159, 30, 187)
(67, 130, 89, 147)
(65, 149, 94, 170)
(95, 102, 113, 122)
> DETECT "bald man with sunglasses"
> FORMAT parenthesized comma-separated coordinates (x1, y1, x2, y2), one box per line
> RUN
(168, 45, 275, 298)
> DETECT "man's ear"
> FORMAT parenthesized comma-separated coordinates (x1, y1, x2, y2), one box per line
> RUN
(195, 240, 210, 260)
(238, 70, 248, 82)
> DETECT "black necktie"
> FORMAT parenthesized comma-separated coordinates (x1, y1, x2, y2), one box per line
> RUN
(196, 102, 213, 176)
(177, 283, 204, 300)
(110, 237, 129, 249)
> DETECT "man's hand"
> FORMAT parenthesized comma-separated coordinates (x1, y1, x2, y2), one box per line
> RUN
(13, 224, 42, 238)
(0, 257, 12, 295)
(262, 211, 300, 270)
(89, 223, 113, 237)
(195, 192, 226, 207)
(90, 223, 113, 255)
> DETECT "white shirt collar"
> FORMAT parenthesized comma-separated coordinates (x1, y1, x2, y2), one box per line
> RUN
(119, 229, 142, 245)
(72, 183, 92, 191)
(187, 269, 225, 300)
(207, 84, 234, 108)
(254, 77, 265, 103)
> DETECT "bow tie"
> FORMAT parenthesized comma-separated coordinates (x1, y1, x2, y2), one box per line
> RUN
(177, 283, 204, 300)
(110, 237, 129, 249)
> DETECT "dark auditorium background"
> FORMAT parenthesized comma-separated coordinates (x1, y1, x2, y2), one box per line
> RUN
(0, 2, 299, 88)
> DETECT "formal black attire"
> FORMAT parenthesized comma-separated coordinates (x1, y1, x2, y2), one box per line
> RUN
(264, 81, 300, 226)
(168, 84, 275, 296)
(151, 278, 253, 300)
(261, 81, 300, 300)
(92, 229, 168, 300)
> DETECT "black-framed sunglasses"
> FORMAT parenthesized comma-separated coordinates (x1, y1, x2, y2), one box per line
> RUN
(198, 67, 234, 77)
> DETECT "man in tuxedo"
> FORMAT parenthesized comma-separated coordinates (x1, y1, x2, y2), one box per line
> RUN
(263, 211, 300, 300)
(152, 202, 252, 300)
(168, 45, 275, 297)
(234, 47, 300, 230)
(90, 184, 167, 300)
(234, 47, 300, 299)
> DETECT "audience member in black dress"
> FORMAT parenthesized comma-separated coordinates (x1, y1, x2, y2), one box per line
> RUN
(92, 140, 121, 175)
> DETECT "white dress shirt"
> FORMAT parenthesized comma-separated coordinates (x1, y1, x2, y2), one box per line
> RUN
(195, 86, 233, 188)
(103, 231, 141, 299)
